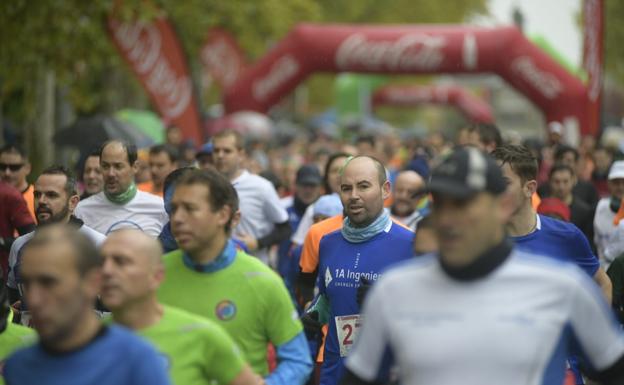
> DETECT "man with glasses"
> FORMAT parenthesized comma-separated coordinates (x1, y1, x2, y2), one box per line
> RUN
(0, 145, 34, 218)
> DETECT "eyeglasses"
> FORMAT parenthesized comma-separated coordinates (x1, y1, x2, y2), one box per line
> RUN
(0, 163, 24, 172)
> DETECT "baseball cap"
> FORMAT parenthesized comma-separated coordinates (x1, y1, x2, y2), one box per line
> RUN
(296, 164, 322, 186)
(608, 160, 624, 180)
(196, 141, 213, 158)
(313, 194, 343, 218)
(537, 197, 571, 222)
(426, 147, 506, 199)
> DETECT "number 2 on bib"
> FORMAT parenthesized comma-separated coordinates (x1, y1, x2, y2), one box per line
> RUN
(335, 314, 362, 357)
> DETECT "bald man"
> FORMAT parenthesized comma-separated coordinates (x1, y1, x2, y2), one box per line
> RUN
(305, 156, 414, 385)
(390, 170, 428, 230)
(100, 230, 260, 385)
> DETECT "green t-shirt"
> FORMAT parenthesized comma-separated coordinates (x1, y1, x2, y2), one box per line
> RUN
(138, 305, 245, 385)
(0, 313, 36, 385)
(158, 249, 303, 376)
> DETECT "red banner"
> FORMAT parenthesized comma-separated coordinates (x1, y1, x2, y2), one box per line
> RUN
(583, 0, 604, 136)
(107, 16, 203, 143)
(224, 24, 593, 136)
(372, 85, 493, 123)
(200, 28, 247, 90)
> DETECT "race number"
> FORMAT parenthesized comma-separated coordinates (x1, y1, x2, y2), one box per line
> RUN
(335, 314, 362, 357)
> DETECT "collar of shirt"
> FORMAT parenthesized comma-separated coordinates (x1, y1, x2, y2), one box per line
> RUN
(182, 239, 237, 273)
(438, 238, 513, 282)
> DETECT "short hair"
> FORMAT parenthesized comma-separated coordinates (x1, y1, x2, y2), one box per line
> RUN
(324, 152, 351, 193)
(163, 166, 195, 196)
(213, 129, 244, 150)
(554, 145, 579, 162)
(99, 140, 137, 165)
(355, 135, 375, 148)
(549, 164, 575, 180)
(342, 155, 387, 186)
(149, 144, 179, 163)
(465, 122, 502, 149)
(0, 144, 28, 160)
(175, 169, 238, 232)
(22, 225, 102, 276)
(491, 144, 538, 182)
(39, 165, 78, 196)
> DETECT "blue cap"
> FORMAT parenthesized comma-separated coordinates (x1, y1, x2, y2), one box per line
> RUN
(313, 194, 343, 218)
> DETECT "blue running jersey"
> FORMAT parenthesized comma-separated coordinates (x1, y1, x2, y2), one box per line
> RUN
(317, 222, 413, 385)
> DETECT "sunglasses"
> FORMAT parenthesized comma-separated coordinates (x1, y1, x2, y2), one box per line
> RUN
(0, 163, 24, 172)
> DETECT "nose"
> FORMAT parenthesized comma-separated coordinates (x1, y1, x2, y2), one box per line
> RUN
(25, 285, 45, 311)
(101, 257, 114, 277)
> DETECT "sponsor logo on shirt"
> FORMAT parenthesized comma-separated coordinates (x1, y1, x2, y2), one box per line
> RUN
(215, 300, 237, 321)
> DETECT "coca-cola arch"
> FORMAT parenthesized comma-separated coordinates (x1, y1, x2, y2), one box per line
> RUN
(372, 84, 494, 123)
(223, 24, 594, 136)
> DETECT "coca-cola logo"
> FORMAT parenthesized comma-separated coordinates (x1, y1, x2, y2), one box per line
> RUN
(110, 19, 191, 120)
(512, 56, 563, 100)
(584, 0, 601, 102)
(201, 37, 243, 89)
(252, 55, 299, 102)
(335, 33, 446, 71)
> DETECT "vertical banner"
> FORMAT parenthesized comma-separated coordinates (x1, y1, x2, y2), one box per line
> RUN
(200, 28, 247, 90)
(583, 0, 604, 136)
(107, 16, 203, 143)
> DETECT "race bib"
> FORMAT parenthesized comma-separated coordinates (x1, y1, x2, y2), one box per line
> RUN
(335, 314, 362, 357)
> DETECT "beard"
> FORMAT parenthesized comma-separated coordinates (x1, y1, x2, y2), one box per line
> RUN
(36, 203, 70, 226)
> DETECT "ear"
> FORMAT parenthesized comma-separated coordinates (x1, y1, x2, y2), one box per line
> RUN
(69, 194, 80, 212)
(83, 269, 103, 300)
(381, 180, 391, 200)
(216, 204, 233, 228)
(524, 179, 537, 198)
(131, 161, 139, 175)
(24, 162, 32, 176)
(152, 263, 165, 289)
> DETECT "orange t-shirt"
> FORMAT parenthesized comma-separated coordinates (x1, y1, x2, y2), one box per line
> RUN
(531, 192, 541, 211)
(137, 181, 163, 197)
(22, 184, 35, 220)
(300, 215, 344, 273)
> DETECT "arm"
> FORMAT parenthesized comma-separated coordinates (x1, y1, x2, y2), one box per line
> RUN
(569, 269, 624, 384)
(265, 332, 313, 385)
(594, 266, 613, 305)
(258, 221, 292, 249)
(229, 365, 264, 385)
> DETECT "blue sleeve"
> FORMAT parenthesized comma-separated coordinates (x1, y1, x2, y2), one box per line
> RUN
(265, 332, 313, 385)
(570, 227, 600, 277)
(132, 344, 171, 385)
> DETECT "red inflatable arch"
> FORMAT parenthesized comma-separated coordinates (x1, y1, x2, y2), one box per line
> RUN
(224, 24, 593, 136)
(372, 84, 494, 123)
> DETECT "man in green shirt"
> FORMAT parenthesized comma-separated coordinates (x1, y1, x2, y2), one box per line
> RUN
(158, 169, 312, 385)
(0, 281, 34, 385)
(101, 229, 259, 385)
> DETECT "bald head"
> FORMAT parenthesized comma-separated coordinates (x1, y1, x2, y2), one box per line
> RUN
(100, 230, 165, 311)
(392, 170, 426, 218)
(341, 156, 387, 186)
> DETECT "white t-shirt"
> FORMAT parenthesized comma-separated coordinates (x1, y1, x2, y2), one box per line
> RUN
(7, 223, 106, 289)
(231, 170, 289, 261)
(346, 251, 624, 385)
(594, 197, 618, 268)
(74, 191, 167, 237)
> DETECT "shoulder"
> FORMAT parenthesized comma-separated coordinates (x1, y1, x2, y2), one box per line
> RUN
(12, 231, 34, 252)
(595, 198, 611, 214)
(76, 192, 106, 209)
(387, 222, 415, 240)
(232, 252, 287, 288)
(539, 215, 585, 239)
(79, 225, 106, 244)
(374, 255, 438, 291)
(134, 191, 165, 205)
(506, 249, 591, 287)
(105, 325, 159, 354)
(162, 249, 183, 266)
(162, 305, 221, 333)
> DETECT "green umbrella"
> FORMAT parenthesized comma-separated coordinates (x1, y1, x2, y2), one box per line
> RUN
(115, 109, 165, 144)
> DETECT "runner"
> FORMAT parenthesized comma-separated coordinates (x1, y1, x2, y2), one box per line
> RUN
(3, 225, 170, 385)
(0, 280, 34, 385)
(595, 160, 624, 268)
(80, 150, 103, 200)
(138, 144, 179, 197)
(101, 229, 261, 385)
(157, 169, 312, 384)
(389, 170, 427, 230)
(7, 166, 105, 307)
(212, 129, 291, 263)
(74, 140, 168, 237)
(0, 182, 34, 280)
(0, 145, 34, 218)
(342, 147, 624, 385)
(307, 156, 413, 385)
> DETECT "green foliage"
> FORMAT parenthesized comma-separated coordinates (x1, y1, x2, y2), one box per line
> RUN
(605, 0, 624, 84)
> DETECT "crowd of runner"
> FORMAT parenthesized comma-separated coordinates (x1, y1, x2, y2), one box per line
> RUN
(2, 121, 624, 385)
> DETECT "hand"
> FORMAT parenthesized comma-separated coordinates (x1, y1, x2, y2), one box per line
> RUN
(301, 310, 322, 339)
(10, 301, 21, 322)
(237, 233, 259, 252)
(356, 278, 372, 307)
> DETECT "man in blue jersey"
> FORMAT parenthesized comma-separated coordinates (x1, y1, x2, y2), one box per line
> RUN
(491, 144, 612, 302)
(3, 224, 170, 385)
(308, 155, 414, 385)
(341, 147, 624, 385)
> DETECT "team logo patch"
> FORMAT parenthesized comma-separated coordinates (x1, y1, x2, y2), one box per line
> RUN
(215, 300, 237, 321)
